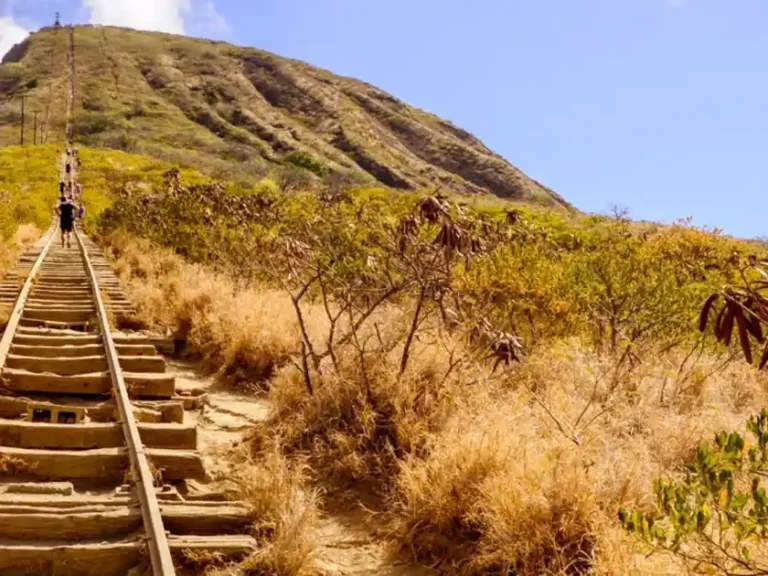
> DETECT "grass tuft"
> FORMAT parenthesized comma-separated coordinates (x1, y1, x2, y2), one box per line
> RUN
(100, 230, 295, 388)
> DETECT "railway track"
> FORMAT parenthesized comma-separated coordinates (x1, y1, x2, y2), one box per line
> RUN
(0, 218, 257, 575)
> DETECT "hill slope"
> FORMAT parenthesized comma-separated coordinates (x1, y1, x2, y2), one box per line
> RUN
(0, 25, 570, 208)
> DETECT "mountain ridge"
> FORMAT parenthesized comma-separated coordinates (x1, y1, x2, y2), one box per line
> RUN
(0, 24, 571, 209)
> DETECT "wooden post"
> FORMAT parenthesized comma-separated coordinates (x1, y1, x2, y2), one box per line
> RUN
(20, 95, 24, 146)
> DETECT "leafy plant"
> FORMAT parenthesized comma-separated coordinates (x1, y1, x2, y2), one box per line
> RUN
(284, 150, 329, 178)
(621, 410, 768, 574)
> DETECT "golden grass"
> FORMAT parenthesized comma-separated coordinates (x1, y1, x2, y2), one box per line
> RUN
(257, 340, 472, 487)
(235, 451, 319, 576)
(96, 231, 768, 575)
(99, 230, 296, 387)
(0, 223, 43, 286)
(0, 454, 34, 476)
(383, 344, 768, 575)
(0, 223, 43, 332)
(12, 223, 42, 247)
(250, 332, 768, 574)
(194, 448, 319, 576)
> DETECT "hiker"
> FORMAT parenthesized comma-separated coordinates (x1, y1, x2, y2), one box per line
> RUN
(59, 181, 65, 196)
(65, 162, 71, 175)
(55, 195, 78, 248)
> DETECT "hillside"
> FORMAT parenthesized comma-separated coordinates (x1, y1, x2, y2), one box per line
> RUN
(0, 25, 570, 208)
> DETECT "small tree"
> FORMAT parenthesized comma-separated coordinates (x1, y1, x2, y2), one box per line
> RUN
(621, 411, 768, 574)
(620, 259, 768, 574)
(263, 192, 511, 395)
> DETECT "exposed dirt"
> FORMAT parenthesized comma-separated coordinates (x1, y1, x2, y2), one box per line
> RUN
(167, 359, 268, 480)
(166, 358, 432, 576)
(315, 504, 435, 576)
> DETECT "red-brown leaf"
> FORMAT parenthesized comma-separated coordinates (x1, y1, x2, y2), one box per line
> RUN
(747, 311, 765, 344)
(721, 305, 736, 346)
(735, 308, 754, 364)
(760, 343, 768, 370)
(699, 293, 719, 333)
(714, 306, 728, 340)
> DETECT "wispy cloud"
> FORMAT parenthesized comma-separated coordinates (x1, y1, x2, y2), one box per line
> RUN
(83, 0, 190, 34)
(0, 16, 28, 59)
(200, 0, 227, 33)
(81, 0, 228, 36)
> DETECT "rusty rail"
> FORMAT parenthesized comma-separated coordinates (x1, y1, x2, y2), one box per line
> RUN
(75, 227, 177, 575)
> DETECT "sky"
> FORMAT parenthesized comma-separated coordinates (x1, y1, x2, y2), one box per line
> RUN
(0, 0, 766, 238)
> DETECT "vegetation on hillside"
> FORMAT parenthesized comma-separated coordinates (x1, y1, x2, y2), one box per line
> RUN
(0, 25, 569, 207)
(0, 139, 763, 573)
(96, 167, 750, 351)
(0, 145, 61, 236)
(80, 158, 768, 575)
(0, 145, 73, 325)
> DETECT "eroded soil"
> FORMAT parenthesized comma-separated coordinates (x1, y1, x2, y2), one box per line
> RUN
(166, 358, 432, 576)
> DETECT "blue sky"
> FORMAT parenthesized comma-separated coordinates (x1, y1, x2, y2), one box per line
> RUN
(1, 1, 766, 238)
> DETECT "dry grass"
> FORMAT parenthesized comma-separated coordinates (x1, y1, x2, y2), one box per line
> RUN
(0, 454, 34, 476)
(99, 230, 296, 387)
(0, 223, 43, 284)
(256, 339, 473, 487)
(0, 224, 42, 330)
(12, 223, 42, 247)
(251, 330, 768, 574)
(194, 448, 319, 576)
(95, 232, 768, 574)
(389, 419, 598, 574)
(382, 344, 768, 575)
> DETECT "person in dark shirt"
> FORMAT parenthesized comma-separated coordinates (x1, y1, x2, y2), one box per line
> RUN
(55, 195, 78, 248)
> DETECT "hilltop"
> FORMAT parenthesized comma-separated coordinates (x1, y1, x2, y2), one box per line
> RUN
(0, 25, 569, 208)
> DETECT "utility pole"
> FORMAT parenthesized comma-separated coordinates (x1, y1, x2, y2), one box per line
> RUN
(33, 111, 38, 145)
(20, 95, 25, 146)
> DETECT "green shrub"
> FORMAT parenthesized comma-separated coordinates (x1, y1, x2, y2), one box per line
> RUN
(622, 410, 768, 575)
(284, 150, 329, 177)
(93, 167, 756, 352)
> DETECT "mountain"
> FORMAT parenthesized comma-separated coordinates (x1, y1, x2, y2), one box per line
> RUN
(0, 25, 570, 208)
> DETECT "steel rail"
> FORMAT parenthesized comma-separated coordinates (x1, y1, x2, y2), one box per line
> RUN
(75, 225, 177, 575)
(0, 224, 57, 369)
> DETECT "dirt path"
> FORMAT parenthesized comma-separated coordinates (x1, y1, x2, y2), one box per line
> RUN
(167, 359, 269, 480)
(315, 506, 434, 576)
(165, 358, 433, 576)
